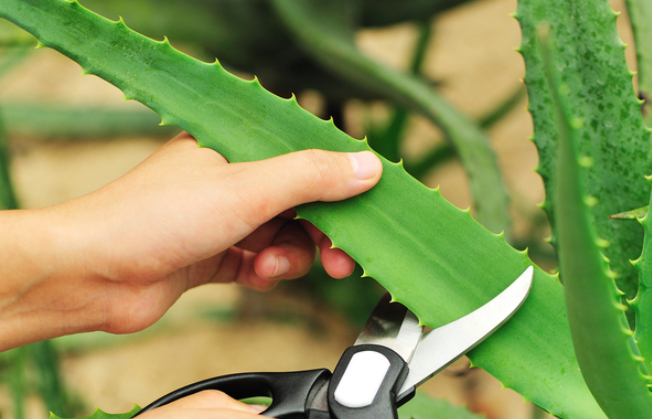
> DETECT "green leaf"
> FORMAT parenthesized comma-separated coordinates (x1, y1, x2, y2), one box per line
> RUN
(270, 0, 511, 235)
(625, 0, 652, 369)
(0, 103, 177, 139)
(9, 346, 27, 419)
(540, 24, 652, 418)
(515, 0, 652, 300)
(398, 392, 483, 419)
(0, 111, 18, 210)
(632, 182, 652, 372)
(29, 340, 78, 417)
(0, 42, 32, 77)
(625, 0, 652, 127)
(0, 1, 604, 417)
(367, 20, 432, 164)
(359, 0, 472, 27)
(476, 85, 527, 131)
(51, 406, 140, 419)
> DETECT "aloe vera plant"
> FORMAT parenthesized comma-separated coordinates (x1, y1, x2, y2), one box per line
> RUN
(2, 0, 652, 418)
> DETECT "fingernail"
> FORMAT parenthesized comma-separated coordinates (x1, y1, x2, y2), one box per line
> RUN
(348, 151, 381, 180)
(272, 256, 290, 278)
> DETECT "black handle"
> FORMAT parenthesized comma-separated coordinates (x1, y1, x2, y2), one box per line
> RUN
(327, 345, 408, 419)
(133, 369, 331, 419)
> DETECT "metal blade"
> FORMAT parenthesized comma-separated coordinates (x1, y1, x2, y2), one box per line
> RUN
(398, 266, 534, 396)
(354, 293, 424, 362)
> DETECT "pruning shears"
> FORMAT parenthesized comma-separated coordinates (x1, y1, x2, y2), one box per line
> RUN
(133, 266, 534, 419)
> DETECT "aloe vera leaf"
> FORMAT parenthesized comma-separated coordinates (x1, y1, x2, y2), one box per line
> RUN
(625, 0, 652, 125)
(29, 340, 78, 417)
(0, 112, 18, 210)
(9, 346, 27, 419)
(1, 104, 177, 139)
(0, 43, 31, 77)
(52, 406, 140, 419)
(270, 0, 511, 235)
(397, 392, 483, 419)
(515, 0, 652, 301)
(477, 85, 527, 130)
(368, 21, 432, 164)
(626, 0, 652, 373)
(359, 0, 473, 27)
(632, 183, 652, 380)
(0, 2, 605, 417)
(539, 26, 652, 418)
(401, 83, 525, 179)
(404, 144, 456, 179)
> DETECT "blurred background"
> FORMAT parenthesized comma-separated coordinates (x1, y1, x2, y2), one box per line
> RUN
(0, 0, 637, 418)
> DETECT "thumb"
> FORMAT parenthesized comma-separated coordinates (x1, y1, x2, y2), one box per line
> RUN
(227, 149, 383, 223)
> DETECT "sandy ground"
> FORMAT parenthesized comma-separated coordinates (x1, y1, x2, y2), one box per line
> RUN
(0, 0, 638, 417)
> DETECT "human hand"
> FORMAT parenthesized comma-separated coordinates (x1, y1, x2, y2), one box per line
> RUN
(136, 390, 266, 419)
(0, 132, 382, 349)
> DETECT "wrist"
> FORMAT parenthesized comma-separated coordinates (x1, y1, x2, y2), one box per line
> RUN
(0, 206, 106, 350)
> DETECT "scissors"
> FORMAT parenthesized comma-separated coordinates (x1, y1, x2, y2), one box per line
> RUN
(133, 266, 533, 419)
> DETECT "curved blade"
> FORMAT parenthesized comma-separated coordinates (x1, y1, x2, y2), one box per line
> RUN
(354, 293, 423, 362)
(398, 266, 534, 396)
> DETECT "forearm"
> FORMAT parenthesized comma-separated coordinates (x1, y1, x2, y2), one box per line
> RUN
(0, 206, 103, 351)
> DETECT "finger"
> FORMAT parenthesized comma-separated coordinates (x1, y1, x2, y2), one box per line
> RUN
(318, 236, 356, 279)
(236, 217, 289, 253)
(224, 149, 382, 229)
(150, 390, 261, 414)
(301, 221, 356, 278)
(253, 221, 316, 280)
(211, 247, 281, 291)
